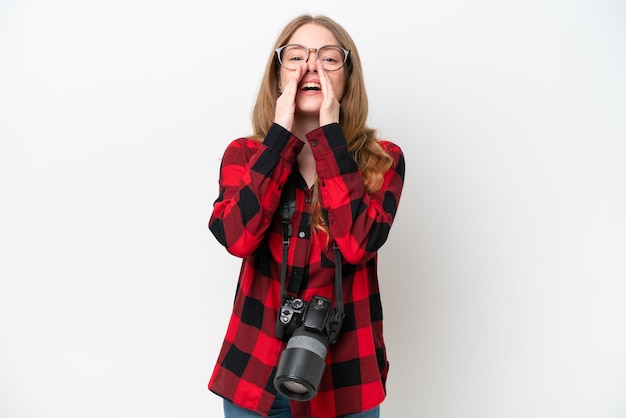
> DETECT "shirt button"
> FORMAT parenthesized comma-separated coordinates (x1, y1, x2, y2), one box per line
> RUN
(311, 140, 318, 147)
(305, 197, 311, 203)
(298, 231, 306, 238)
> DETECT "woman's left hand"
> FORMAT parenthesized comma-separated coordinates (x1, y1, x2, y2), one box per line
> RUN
(317, 60, 341, 126)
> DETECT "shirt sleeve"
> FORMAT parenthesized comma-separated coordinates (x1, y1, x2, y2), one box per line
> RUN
(306, 123, 405, 265)
(209, 124, 304, 258)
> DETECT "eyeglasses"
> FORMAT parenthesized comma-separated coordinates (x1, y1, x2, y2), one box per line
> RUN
(274, 44, 351, 71)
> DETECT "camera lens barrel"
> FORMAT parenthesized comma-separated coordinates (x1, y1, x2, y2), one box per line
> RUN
(274, 327, 328, 401)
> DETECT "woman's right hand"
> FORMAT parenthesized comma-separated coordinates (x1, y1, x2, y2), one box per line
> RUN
(274, 63, 305, 133)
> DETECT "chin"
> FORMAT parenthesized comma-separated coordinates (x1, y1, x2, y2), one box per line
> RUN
(295, 99, 322, 115)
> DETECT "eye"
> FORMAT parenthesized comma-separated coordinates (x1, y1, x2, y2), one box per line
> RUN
(282, 46, 307, 62)
(318, 47, 345, 70)
(320, 48, 342, 62)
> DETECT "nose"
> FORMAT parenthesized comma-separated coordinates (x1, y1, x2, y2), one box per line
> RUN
(306, 48, 317, 72)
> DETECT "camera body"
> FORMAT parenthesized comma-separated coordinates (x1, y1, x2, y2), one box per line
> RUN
(275, 296, 306, 340)
(274, 295, 344, 401)
(276, 295, 343, 343)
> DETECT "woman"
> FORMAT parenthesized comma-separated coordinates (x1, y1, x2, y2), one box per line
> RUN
(208, 14, 405, 418)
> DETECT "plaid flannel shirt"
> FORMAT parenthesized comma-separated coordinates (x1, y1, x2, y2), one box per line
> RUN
(208, 123, 405, 417)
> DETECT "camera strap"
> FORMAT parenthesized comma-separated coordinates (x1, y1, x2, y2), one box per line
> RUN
(279, 174, 296, 299)
(279, 173, 345, 340)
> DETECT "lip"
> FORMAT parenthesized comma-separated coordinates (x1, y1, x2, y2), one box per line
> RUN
(298, 79, 322, 92)
(298, 78, 320, 86)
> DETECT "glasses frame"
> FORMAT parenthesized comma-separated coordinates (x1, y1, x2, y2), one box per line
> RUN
(274, 44, 351, 72)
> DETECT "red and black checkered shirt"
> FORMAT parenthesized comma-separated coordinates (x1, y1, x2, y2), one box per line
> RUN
(208, 123, 405, 417)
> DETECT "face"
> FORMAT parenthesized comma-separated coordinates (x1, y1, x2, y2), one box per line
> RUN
(278, 23, 348, 116)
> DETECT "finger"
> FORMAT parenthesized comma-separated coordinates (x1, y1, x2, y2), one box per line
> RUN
(283, 64, 305, 98)
(316, 60, 335, 99)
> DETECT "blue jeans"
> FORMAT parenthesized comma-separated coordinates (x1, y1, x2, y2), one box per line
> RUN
(223, 393, 380, 417)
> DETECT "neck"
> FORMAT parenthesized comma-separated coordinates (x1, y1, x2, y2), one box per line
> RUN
(292, 114, 320, 141)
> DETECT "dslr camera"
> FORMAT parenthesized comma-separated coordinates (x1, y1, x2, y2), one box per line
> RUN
(274, 295, 344, 401)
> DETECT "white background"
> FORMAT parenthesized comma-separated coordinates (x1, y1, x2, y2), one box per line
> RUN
(1, 1, 625, 417)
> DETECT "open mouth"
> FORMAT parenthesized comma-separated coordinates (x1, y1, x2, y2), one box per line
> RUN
(299, 82, 321, 91)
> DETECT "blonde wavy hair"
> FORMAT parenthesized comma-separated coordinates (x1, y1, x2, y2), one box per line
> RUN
(251, 15, 394, 233)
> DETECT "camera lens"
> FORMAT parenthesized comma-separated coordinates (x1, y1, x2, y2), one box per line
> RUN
(281, 381, 308, 394)
(274, 327, 328, 401)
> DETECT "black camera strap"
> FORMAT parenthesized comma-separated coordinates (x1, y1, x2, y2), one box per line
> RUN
(279, 174, 345, 340)
(279, 174, 296, 299)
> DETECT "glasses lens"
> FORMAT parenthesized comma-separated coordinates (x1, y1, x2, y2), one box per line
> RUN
(279, 45, 308, 70)
(318, 46, 346, 71)
(278, 45, 347, 71)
